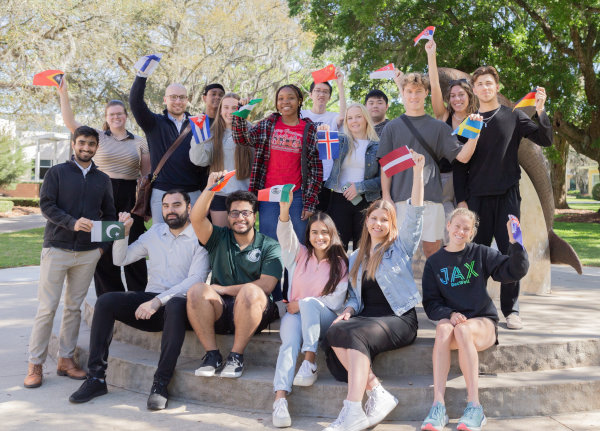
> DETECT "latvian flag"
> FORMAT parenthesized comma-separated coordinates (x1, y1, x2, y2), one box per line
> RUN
(414, 26, 435, 46)
(233, 99, 262, 119)
(189, 115, 211, 144)
(257, 184, 295, 203)
(317, 130, 340, 160)
(513, 89, 537, 111)
(379, 146, 415, 177)
(369, 63, 395, 80)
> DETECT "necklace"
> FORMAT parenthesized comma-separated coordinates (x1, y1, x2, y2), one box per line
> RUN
(478, 106, 501, 128)
(452, 113, 467, 124)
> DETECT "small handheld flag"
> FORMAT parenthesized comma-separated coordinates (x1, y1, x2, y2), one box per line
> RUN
(317, 130, 340, 160)
(513, 89, 537, 111)
(414, 26, 435, 46)
(134, 54, 162, 77)
(379, 146, 415, 177)
(209, 171, 236, 192)
(311, 64, 337, 84)
(452, 118, 483, 139)
(33, 70, 64, 87)
(369, 63, 395, 80)
(233, 99, 262, 119)
(257, 184, 295, 202)
(91, 221, 125, 242)
(189, 115, 211, 144)
(508, 214, 524, 246)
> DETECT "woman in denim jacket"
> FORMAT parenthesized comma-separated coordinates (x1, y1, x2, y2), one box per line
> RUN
(322, 103, 381, 250)
(322, 151, 425, 431)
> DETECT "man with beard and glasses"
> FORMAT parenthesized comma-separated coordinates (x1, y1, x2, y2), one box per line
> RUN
(186, 171, 283, 379)
(69, 190, 210, 410)
(25, 126, 116, 389)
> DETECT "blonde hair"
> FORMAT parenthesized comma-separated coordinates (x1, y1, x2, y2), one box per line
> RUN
(447, 208, 480, 242)
(400, 72, 430, 92)
(350, 200, 399, 285)
(343, 103, 379, 156)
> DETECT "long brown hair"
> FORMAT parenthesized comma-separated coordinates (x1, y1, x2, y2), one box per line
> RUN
(102, 100, 128, 131)
(444, 81, 478, 118)
(210, 93, 253, 180)
(303, 212, 348, 296)
(349, 200, 399, 285)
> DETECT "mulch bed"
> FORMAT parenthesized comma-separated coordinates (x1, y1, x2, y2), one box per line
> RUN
(555, 209, 600, 223)
(0, 206, 42, 218)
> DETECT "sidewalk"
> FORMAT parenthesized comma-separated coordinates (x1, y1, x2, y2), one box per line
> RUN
(1, 265, 599, 430)
(0, 214, 45, 233)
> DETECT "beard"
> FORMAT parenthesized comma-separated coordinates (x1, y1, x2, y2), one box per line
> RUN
(74, 151, 93, 163)
(164, 212, 189, 229)
(230, 220, 252, 235)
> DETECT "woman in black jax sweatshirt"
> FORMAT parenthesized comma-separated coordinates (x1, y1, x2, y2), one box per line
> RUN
(421, 208, 528, 431)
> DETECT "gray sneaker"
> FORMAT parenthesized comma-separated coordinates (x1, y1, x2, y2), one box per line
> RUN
(220, 352, 244, 378)
(506, 313, 523, 330)
(194, 350, 224, 377)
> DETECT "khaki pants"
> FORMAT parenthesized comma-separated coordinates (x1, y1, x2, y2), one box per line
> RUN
(28, 247, 101, 364)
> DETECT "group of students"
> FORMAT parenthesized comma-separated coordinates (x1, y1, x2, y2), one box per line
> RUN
(23, 37, 551, 431)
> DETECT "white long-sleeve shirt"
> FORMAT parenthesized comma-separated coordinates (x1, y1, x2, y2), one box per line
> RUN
(113, 222, 210, 304)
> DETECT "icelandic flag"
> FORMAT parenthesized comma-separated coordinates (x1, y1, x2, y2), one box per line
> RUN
(414, 26, 435, 46)
(513, 89, 537, 111)
(134, 54, 162, 76)
(189, 115, 211, 144)
(33, 70, 64, 87)
(508, 214, 524, 246)
(91, 221, 125, 242)
(257, 184, 295, 202)
(379, 146, 415, 177)
(317, 130, 340, 160)
(209, 171, 236, 192)
(452, 118, 483, 139)
(369, 63, 395, 80)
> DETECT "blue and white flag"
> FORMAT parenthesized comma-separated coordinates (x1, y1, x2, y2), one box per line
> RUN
(134, 54, 162, 77)
(189, 115, 211, 144)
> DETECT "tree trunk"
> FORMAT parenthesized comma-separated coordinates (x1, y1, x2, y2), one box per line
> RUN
(551, 134, 570, 209)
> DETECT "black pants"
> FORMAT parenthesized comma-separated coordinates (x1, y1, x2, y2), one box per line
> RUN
(87, 292, 191, 384)
(316, 184, 332, 213)
(468, 185, 521, 317)
(327, 191, 369, 250)
(94, 178, 147, 296)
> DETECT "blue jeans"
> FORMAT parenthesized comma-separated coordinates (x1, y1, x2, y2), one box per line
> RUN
(151, 188, 201, 223)
(273, 297, 337, 393)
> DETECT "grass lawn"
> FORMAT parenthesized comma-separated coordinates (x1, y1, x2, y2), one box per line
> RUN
(553, 221, 600, 267)
(0, 227, 44, 268)
(567, 203, 600, 211)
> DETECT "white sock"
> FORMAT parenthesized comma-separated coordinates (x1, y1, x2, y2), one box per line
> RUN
(345, 400, 363, 410)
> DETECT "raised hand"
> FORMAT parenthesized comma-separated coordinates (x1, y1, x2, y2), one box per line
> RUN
(425, 39, 436, 55)
(393, 68, 405, 90)
(206, 170, 228, 190)
(118, 212, 134, 236)
(410, 149, 425, 170)
(335, 67, 345, 86)
(74, 217, 93, 232)
(279, 191, 293, 222)
(535, 86, 547, 114)
(317, 124, 330, 131)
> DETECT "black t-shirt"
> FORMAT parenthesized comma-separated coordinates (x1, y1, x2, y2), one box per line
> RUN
(360, 273, 394, 317)
(439, 116, 467, 173)
(374, 119, 390, 138)
(422, 242, 529, 322)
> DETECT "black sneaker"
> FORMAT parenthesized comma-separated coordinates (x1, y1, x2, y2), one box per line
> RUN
(147, 380, 169, 410)
(194, 350, 224, 377)
(220, 352, 244, 378)
(69, 376, 108, 403)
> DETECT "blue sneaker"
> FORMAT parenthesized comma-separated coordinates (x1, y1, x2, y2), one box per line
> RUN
(421, 402, 449, 431)
(457, 402, 487, 431)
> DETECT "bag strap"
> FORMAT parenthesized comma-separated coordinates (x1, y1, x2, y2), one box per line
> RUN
(400, 114, 439, 166)
(151, 123, 192, 182)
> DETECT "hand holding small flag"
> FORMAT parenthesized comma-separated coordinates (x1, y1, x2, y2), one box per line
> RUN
(317, 130, 340, 160)
(258, 184, 295, 202)
(414, 26, 435, 46)
(189, 115, 211, 144)
(208, 170, 236, 192)
(134, 53, 162, 78)
(507, 214, 524, 247)
(91, 221, 126, 242)
(233, 99, 262, 119)
(311, 64, 337, 84)
(379, 145, 416, 177)
(452, 114, 483, 138)
(369, 63, 395, 80)
(33, 70, 65, 88)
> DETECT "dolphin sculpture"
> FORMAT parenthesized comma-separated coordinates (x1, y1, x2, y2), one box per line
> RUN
(437, 67, 583, 274)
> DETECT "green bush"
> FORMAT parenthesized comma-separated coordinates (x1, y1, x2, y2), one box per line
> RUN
(0, 197, 39, 207)
(0, 200, 14, 213)
(592, 183, 600, 201)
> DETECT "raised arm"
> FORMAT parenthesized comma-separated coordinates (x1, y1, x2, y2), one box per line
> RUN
(276, 193, 302, 270)
(113, 212, 149, 266)
(486, 220, 530, 282)
(425, 39, 447, 121)
(231, 115, 262, 148)
(397, 151, 425, 257)
(190, 171, 224, 244)
(335, 68, 346, 127)
(56, 77, 83, 133)
(129, 76, 157, 132)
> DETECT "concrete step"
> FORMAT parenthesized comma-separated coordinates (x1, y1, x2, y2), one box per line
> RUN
(83, 297, 600, 377)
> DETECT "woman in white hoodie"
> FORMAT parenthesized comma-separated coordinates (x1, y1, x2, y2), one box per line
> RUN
(272, 193, 349, 428)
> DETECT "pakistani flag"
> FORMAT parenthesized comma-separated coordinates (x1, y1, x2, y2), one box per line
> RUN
(232, 99, 262, 119)
(257, 184, 295, 202)
(91, 221, 126, 242)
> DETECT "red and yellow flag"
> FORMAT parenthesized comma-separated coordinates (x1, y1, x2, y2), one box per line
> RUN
(311, 64, 336, 84)
(33, 70, 64, 87)
(513, 89, 537, 110)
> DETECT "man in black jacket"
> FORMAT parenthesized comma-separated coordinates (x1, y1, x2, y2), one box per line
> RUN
(24, 126, 116, 389)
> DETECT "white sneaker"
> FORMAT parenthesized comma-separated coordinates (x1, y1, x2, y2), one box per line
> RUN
(272, 398, 292, 428)
(323, 400, 369, 431)
(293, 360, 318, 387)
(364, 385, 399, 427)
(506, 313, 523, 330)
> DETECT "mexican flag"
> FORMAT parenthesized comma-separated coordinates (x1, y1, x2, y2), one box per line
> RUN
(257, 184, 295, 203)
(91, 221, 125, 242)
(233, 99, 262, 119)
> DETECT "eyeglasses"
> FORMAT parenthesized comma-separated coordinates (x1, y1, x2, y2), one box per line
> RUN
(449, 79, 470, 87)
(312, 89, 331, 95)
(167, 95, 188, 101)
(228, 210, 254, 219)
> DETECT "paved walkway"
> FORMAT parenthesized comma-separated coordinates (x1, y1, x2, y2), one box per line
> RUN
(1, 265, 599, 430)
(0, 214, 45, 233)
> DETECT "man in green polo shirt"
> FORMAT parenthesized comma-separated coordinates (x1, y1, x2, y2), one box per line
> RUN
(187, 171, 283, 378)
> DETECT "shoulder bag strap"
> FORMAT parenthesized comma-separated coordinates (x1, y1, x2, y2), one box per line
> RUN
(400, 114, 440, 166)
(151, 123, 191, 182)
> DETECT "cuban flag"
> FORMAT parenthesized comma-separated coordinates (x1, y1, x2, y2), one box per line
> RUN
(189, 115, 211, 144)
(134, 53, 162, 76)
(379, 145, 415, 177)
(317, 130, 340, 160)
(414, 26, 435, 46)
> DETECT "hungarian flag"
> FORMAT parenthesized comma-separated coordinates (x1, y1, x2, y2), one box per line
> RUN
(513, 89, 537, 110)
(414, 26, 435, 46)
(189, 115, 211, 144)
(91, 221, 125, 242)
(209, 170, 236, 192)
(311, 64, 336, 84)
(317, 130, 340, 160)
(508, 214, 524, 246)
(257, 184, 295, 202)
(233, 99, 262, 119)
(134, 53, 162, 76)
(379, 146, 415, 177)
(452, 118, 483, 139)
(369, 63, 395, 80)
(33, 70, 64, 87)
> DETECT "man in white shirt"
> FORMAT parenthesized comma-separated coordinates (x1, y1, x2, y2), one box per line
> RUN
(68, 190, 210, 411)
